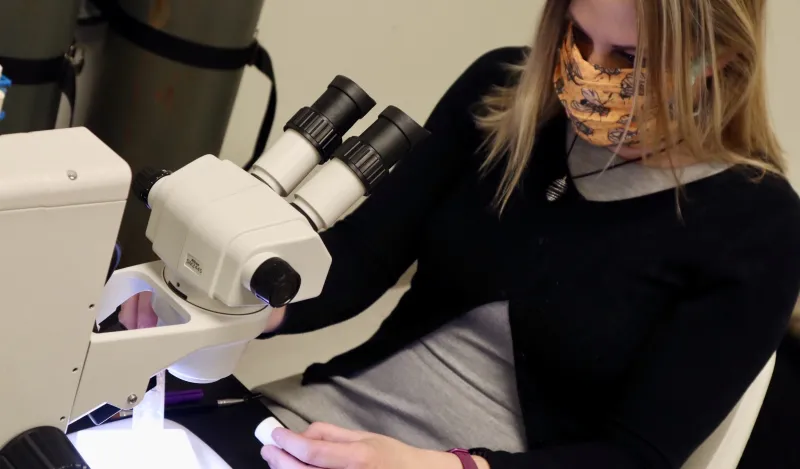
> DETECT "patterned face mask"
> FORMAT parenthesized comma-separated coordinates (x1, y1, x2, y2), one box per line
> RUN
(553, 22, 648, 148)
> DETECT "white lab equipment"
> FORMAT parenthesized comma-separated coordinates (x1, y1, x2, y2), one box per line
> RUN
(255, 417, 286, 448)
(0, 75, 428, 468)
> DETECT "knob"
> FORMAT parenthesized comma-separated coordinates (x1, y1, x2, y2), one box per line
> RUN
(0, 427, 89, 468)
(249, 258, 302, 308)
(133, 167, 172, 208)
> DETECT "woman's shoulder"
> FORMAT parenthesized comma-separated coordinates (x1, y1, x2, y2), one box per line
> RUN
(459, 46, 528, 88)
(685, 166, 800, 254)
(705, 167, 800, 218)
(422, 46, 529, 153)
(469, 46, 529, 71)
(444, 46, 528, 103)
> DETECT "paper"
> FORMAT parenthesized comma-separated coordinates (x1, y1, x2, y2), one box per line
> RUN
(75, 429, 201, 469)
(133, 370, 166, 432)
(68, 418, 231, 469)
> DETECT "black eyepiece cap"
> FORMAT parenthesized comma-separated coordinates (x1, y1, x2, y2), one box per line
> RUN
(378, 105, 430, 154)
(310, 76, 375, 134)
(333, 106, 430, 194)
(328, 76, 376, 116)
(285, 76, 376, 161)
(358, 106, 430, 168)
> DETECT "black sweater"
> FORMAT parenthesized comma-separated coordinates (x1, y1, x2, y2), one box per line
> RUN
(268, 47, 800, 468)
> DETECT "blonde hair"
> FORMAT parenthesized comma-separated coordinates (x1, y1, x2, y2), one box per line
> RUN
(476, 0, 784, 212)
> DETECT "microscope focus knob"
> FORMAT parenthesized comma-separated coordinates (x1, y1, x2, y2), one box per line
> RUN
(133, 167, 172, 208)
(250, 258, 302, 308)
(0, 427, 89, 468)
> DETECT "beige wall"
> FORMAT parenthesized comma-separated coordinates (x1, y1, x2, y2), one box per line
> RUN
(221, 1, 800, 186)
(219, 1, 541, 167)
(766, 1, 800, 187)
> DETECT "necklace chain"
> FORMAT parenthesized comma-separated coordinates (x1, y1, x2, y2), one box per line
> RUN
(568, 135, 644, 180)
(546, 135, 643, 202)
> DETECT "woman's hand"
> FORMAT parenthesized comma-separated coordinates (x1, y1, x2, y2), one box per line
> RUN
(119, 291, 158, 330)
(118, 291, 287, 333)
(261, 422, 489, 469)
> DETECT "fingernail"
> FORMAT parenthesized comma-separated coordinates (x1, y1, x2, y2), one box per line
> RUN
(271, 428, 286, 444)
(260, 445, 275, 463)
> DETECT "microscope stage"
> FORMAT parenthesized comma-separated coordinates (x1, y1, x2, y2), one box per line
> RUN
(68, 418, 231, 469)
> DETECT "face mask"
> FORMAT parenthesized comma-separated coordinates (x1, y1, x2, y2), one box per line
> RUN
(553, 22, 707, 149)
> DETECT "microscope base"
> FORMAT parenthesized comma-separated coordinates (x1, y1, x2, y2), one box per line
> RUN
(67, 418, 231, 469)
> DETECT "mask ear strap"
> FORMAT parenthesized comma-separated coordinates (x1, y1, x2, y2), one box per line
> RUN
(690, 58, 707, 87)
(691, 58, 708, 117)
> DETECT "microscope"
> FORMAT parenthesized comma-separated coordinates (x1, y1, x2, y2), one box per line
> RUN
(0, 76, 428, 468)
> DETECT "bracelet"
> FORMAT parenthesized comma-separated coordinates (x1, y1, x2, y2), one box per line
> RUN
(448, 448, 479, 469)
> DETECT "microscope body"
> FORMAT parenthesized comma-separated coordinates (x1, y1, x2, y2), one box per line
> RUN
(144, 154, 330, 311)
(0, 74, 429, 468)
(107, 154, 332, 387)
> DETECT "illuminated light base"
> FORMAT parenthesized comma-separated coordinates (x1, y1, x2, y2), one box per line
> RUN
(67, 419, 231, 469)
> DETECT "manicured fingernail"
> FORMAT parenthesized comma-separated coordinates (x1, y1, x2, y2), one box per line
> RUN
(272, 428, 287, 444)
(262, 445, 279, 462)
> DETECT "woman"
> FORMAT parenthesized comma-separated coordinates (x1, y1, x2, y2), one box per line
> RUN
(123, 0, 800, 467)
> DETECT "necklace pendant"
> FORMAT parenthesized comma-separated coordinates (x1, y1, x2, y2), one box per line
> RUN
(546, 176, 568, 202)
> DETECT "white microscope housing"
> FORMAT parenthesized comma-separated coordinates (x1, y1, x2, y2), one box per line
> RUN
(0, 75, 428, 468)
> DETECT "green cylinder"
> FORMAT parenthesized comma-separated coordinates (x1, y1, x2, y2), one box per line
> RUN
(0, 0, 80, 134)
(85, 0, 265, 267)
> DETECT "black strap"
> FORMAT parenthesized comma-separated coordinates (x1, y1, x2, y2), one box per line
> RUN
(0, 55, 65, 86)
(61, 57, 78, 128)
(91, 0, 257, 71)
(0, 53, 78, 127)
(77, 14, 107, 27)
(90, 0, 276, 167)
(248, 44, 277, 170)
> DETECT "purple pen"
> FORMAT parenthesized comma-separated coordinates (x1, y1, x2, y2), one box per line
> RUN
(110, 393, 261, 421)
(165, 389, 204, 406)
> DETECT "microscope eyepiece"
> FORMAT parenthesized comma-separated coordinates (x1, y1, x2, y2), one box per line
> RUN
(133, 167, 172, 209)
(323, 75, 376, 124)
(285, 76, 376, 162)
(333, 105, 430, 193)
(250, 75, 376, 196)
(362, 105, 430, 168)
(291, 106, 429, 231)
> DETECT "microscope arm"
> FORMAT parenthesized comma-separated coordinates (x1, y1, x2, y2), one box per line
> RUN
(70, 262, 273, 420)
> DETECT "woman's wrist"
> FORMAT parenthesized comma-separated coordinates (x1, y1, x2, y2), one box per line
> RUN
(256, 306, 287, 339)
(422, 450, 489, 469)
(264, 306, 287, 332)
(470, 455, 490, 469)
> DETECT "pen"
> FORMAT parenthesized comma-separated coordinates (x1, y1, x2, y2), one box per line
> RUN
(109, 394, 262, 421)
(165, 389, 204, 406)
